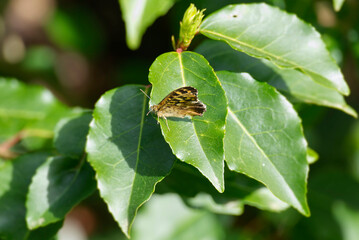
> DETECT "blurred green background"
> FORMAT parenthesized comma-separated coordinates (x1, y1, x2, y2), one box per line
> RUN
(1, 0, 359, 239)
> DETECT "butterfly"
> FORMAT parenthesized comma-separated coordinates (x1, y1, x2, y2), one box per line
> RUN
(141, 86, 206, 130)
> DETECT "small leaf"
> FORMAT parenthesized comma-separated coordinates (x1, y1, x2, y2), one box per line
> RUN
(119, 0, 176, 50)
(200, 3, 349, 95)
(86, 85, 175, 237)
(218, 71, 309, 216)
(0, 153, 62, 239)
(26, 156, 96, 229)
(333, 0, 345, 11)
(148, 51, 227, 192)
(307, 147, 319, 164)
(54, 110, 93, 158)
(195, 40, 357, 117)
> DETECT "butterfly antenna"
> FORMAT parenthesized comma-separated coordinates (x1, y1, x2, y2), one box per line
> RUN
(140, 88, 151, 99)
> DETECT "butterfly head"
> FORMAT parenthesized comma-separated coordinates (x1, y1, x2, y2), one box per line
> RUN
(147, 105, 159, 115)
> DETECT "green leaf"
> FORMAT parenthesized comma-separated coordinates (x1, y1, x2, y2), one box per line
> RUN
(333, 202, 359, 240)
(0, 153, 62, 240)
(27, 221, 63, 240)
(333, 0, 345, 11)
(158, 162, 288, 215)
(132, 194, 225, 240)
(26, 156, 96, 229)
(200, 3, 349, 95)
(86, 85, 175, 237)
(0, 78, 70, 152)
(195, 40, 357, 117)
(54, 110, 92, 158)
(119, 0, 176, 50)
(148, 51, 227, 192)
(307, 147, 319, 164)
(218, 71, 309, 216)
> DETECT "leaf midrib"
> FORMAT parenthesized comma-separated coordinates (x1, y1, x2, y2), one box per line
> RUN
(124, 87, 148, 232)
(29, 157, 82, 227)
(177, 52, 221, 190)
(227, 108, 301, 208)
(200, 29, 331, 87)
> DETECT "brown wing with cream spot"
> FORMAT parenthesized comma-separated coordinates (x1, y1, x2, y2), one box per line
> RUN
(157, 86, 206, 118)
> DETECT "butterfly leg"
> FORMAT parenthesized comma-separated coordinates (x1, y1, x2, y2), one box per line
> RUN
(164, 117, 170, 131)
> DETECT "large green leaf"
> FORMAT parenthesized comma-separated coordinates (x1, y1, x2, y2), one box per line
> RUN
(0, 153, 62, 240)
(0, 78, 70, 153)
(200, 3, 349, 95)
(148, 51, 227, 192)
(157, 162, 288, 215)
(119, 0, 176, 50)
(86, 85, 175, 237)
(26, 156, 96, 229)
(218, 71, 309, 216)
(195, 40, 356, 117)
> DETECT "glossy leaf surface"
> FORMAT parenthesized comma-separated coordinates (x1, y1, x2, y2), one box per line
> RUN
(200, 3, 349, 95)
(195, 40, 356, 117)
(218, 71, 309, 216)
(148, 51, 227, 192)
(86, 85, 175, 237)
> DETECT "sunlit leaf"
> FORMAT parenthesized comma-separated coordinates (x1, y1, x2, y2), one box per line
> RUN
(218, 71, 309, 216)
(307, 147, 319, 164)
(148, 51, 227, 192)
(333, 0, 345, 11)
(200, 3, 349, 95)
(195, 40, 356, 117)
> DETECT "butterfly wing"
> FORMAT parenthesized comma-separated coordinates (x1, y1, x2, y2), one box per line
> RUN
(156, 86, 206, 118)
